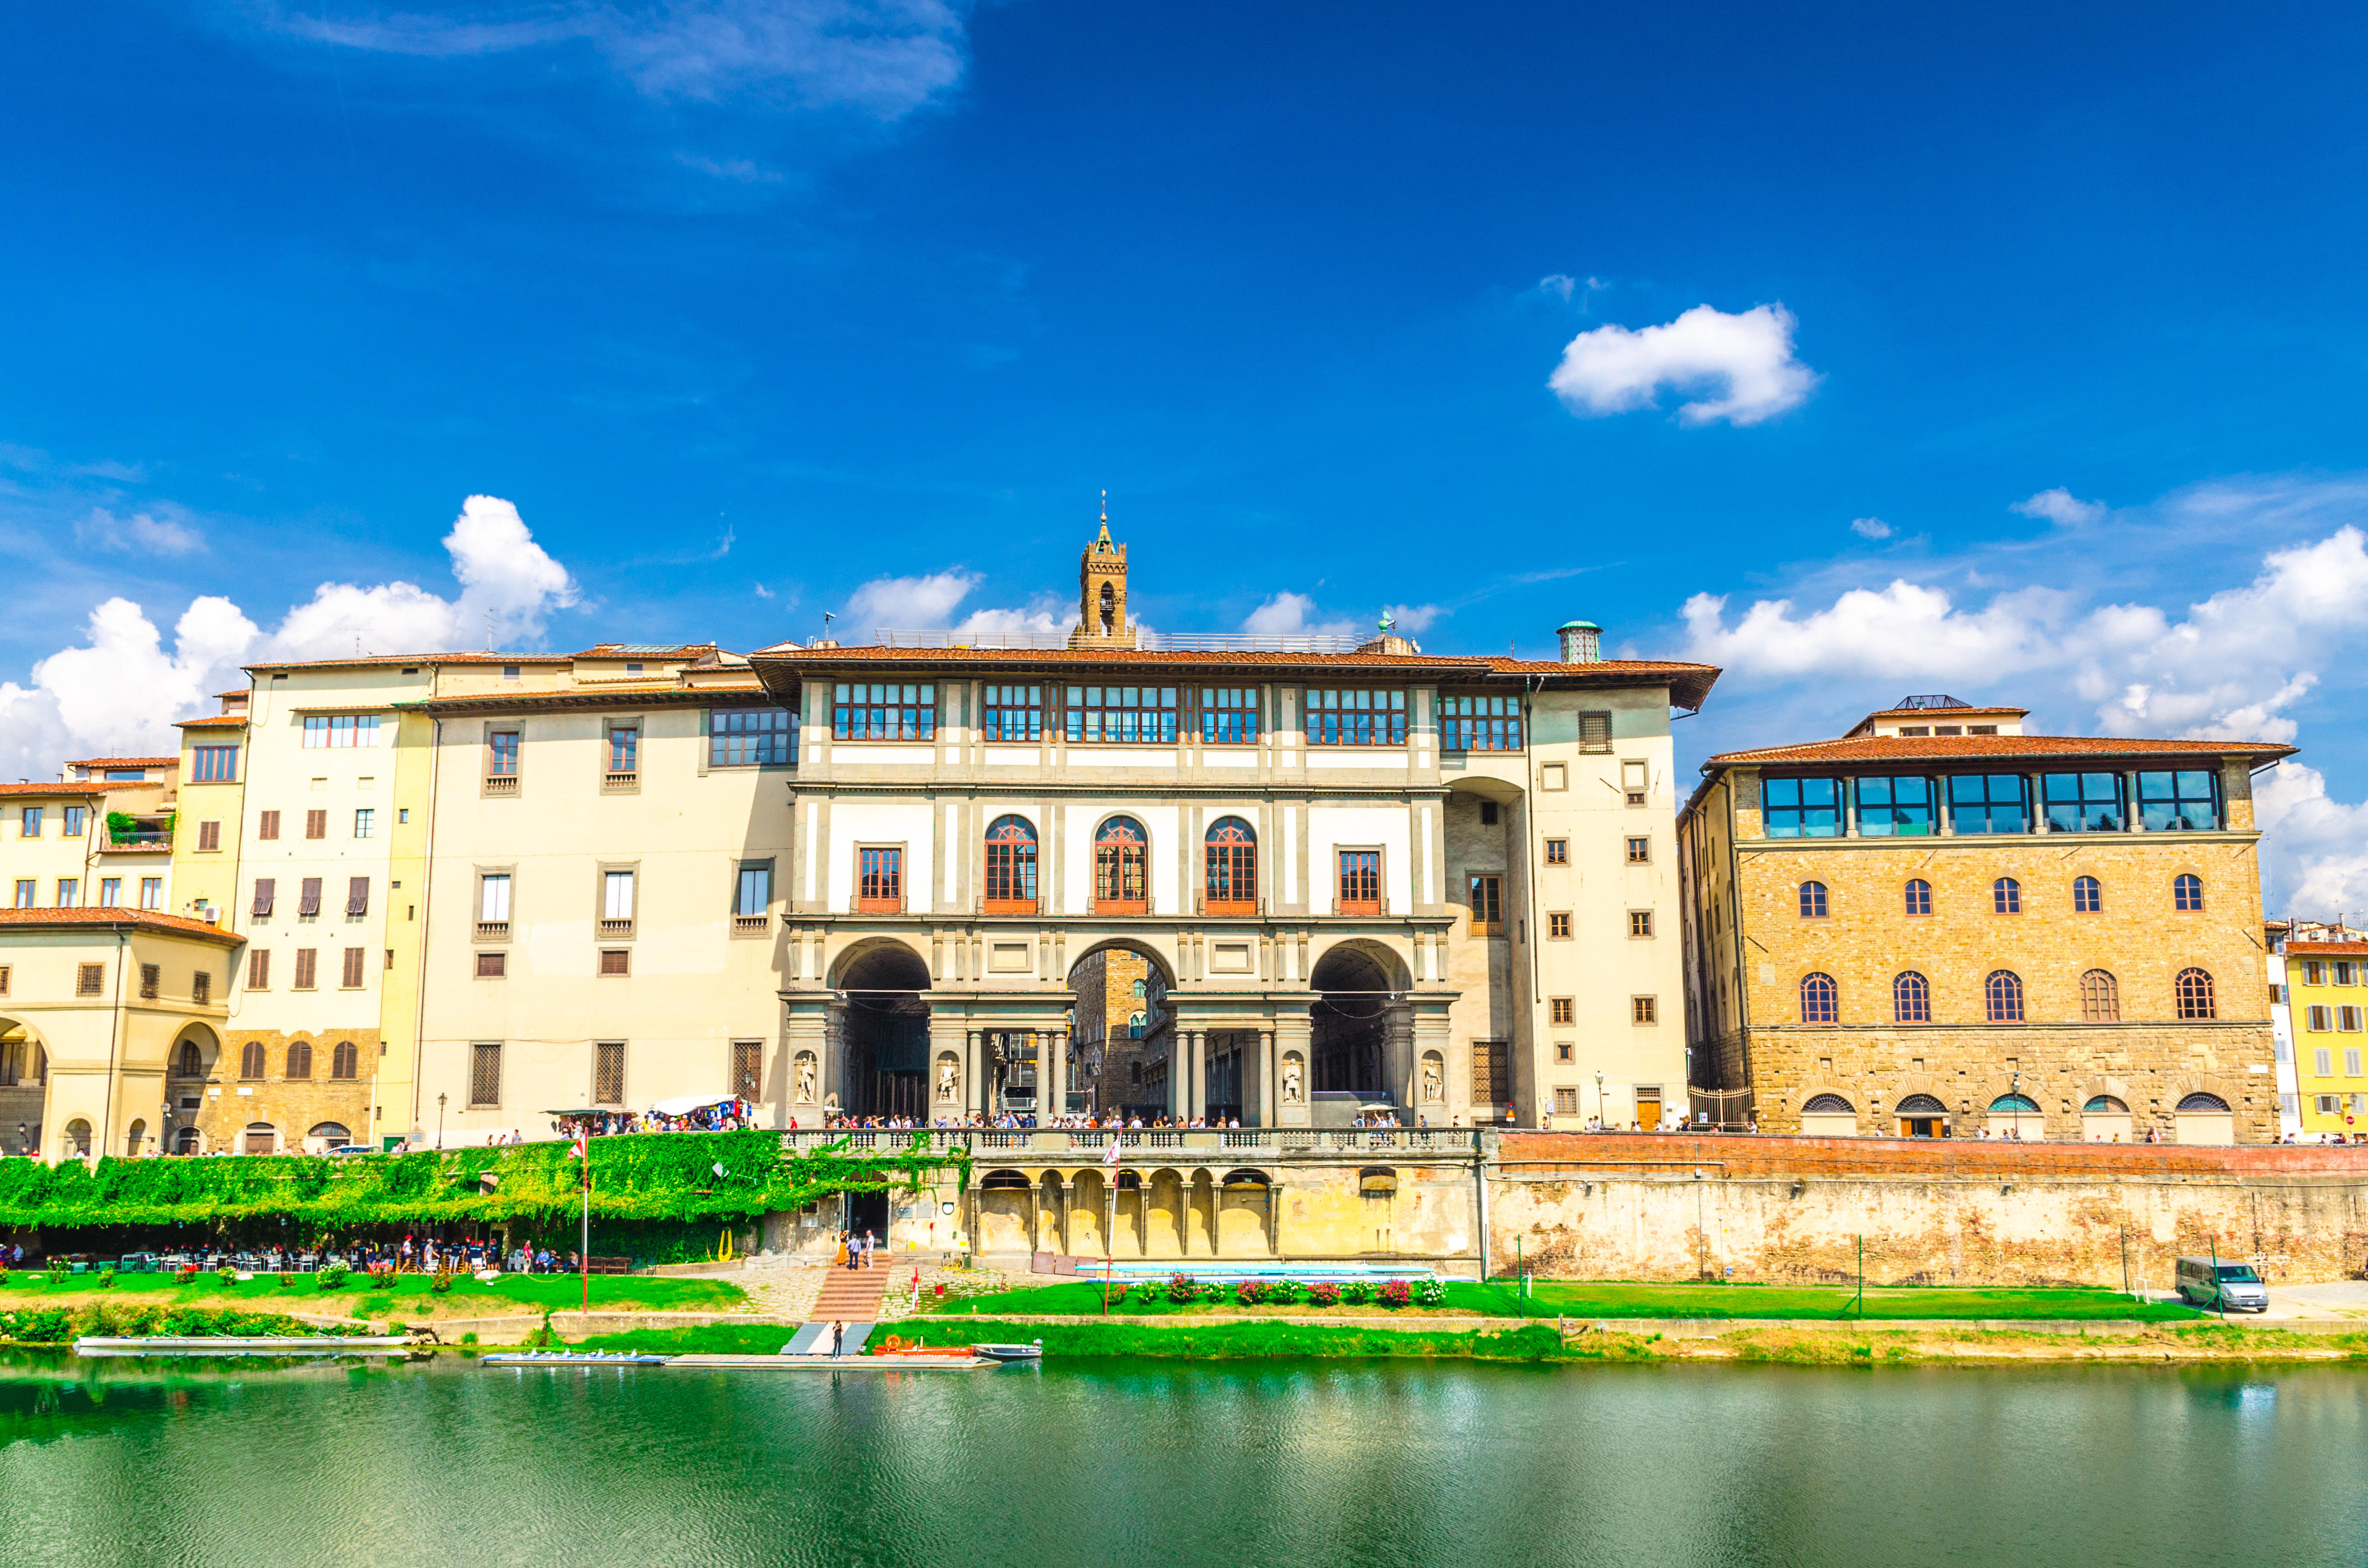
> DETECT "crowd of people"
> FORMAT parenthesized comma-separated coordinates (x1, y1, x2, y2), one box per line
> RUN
(551, 1099, 758, 1141)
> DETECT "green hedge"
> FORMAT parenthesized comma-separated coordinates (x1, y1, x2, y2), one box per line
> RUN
(0, 1132, 959, 1236)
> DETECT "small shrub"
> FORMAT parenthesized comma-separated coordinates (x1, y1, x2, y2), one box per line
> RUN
(430, 1268, 453, 1295)
(1198, 1280, 1228, 1304)
(1379, 1279, 1411, 1308)
(96, 1268, 116, 1290)
(460, 1331, 479, 1345)
(1339, 1279, 1374, 1305)
(0, 1267, 9, 1287)
(369, 1263, 398, 1288)
(1166, 1274, 1198, 1304)
(1267, 1279, 1301, 1305)
(317, 1264, 350, 1291)
(278, 1273, 296, 1289)
(1235, 1279, 1265, 1306)
(1307, 1280, 1342, 1307)
(1414, 1278, 1447, 1307)
(216, 1266, 238, 1286)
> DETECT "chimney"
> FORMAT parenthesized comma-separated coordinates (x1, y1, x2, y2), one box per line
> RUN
(1556, 620, 1601, 664)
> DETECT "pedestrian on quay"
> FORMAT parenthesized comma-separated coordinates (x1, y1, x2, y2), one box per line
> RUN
(862, 1229, 877, 1269)
(830, 1320, 845, 1358)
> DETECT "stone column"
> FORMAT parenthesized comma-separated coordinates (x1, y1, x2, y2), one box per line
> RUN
(1385, 1003, 1416, 1115)
(1259, 1029, 1277, 1127)
(963, 1030, 981, 1119)
(1044, 1028, 1068, 1121)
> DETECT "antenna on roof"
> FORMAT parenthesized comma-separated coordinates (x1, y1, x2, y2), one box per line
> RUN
(486, 610, 495, 651)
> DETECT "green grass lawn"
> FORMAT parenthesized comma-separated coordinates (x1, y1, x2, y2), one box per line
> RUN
(570, 1323, 797, 1355)
(0, 1270, 744, 1315)
(923, 1278, 2198, 1323)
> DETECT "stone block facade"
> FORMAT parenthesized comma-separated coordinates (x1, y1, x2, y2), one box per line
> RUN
(178, 1027, 382, 1153)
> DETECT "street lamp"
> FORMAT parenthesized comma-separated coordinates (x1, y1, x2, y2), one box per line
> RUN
(437, 1092, 447, 1151)
(1595, 1069, 1606, 1131)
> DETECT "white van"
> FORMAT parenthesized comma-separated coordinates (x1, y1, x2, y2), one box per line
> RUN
(2176, 1257, 2269, 1312)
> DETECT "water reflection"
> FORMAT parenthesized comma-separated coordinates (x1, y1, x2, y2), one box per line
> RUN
(0, 1357, 2359, 1567)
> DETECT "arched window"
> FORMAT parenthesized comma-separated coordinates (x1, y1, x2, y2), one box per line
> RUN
(308, 1122, 353, 1150)
(1094, 816, 1149, 914)
(1204, 816, 1256, 914)
(1128, 1011, 1147, 1039)
(1895, 1093, 1947, 1115)
(2174, 873, 2205, 912)
(239, 1040, 266, 1079)
(176, 1039, 202, 1077)
(1801, 1093, 1855, 1113)
(1893, 971, 1931, 1024)
(331, 1040, 359, 1080)
(2073, 875, 2102, 913)
(1798, 881, 1829, 918)
(1985, 970, 2025, 1022)
(2084, 1095, 2128, 1114)
(983, 815, 1038, 914)
(2176, 1091, 2229, 1112)
(1904, 877, 1932, 916)
(1799, 973, 1838, 1025)
(2176, 968, 2216, 1019)
(286, 1040, 313, 1079)
(1992, 877, 2021, 915)
(173, 1126, 201, 1154)
(1988, 1092, 2040, 1113)
(1131, 979, 1146, 998)
(2080, 969, 2120, 1023)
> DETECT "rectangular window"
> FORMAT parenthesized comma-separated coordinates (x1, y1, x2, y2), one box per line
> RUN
(1199, 688, 1259, 745)
(476, 874, 511, 929)
(298, 877, 323, 917)
(2350, 1049, 2364, 1077)
(735, 863, 772, 919)
(1549, 997, 1575, 1025)
(605, 724, 639, 778)
(2138, 770, 2221, 832)
(353, 808, 375, 839)
(190, 744, 239, 782)
(476, 951, 506, 979)
(11, 880, 33, 909)
(486, 730, 521, 778)
(304, 809, 326, 840)
(341, 947, 365, 987)
(257, 810, 280, 840)
(0, 967, 8, 998)
(294, 949, 318, 989)
(62, 806, 84, 836)
(248, 950, 270, 990)
(982, 685, 1044, 742)
(300, 714, 380, 749)
(2340, 962, 2358, 986)
(1762, 777, 1842, 838)
(1632, 996, 1659, 1025)
(98, 877, 120, 906)
(833, 682, 937, 740)
(1543, 837, 1569, 864)
(1065, 685, 1179, 744)
(2306, 962, 2326, 986)
(19, 807, 41, 837)
(1627, 910, 1654, 938)
(1856, 775, 1936, 836)
(2043, 773, 2126, 832)
(136, 963, 161, 1000)
(1303, 689, 1406, 746)
(1624, 836, 1648, 864)
(197, 819, 222, 851)
(1338, 851, 1381, 915)
(1549, 911, 1573, 939)
(602, 871, 635, 932)
(251, 878, 276, 918)
(1468, 874, 1503, 935)
(1577, 712, 1612, 753)
(192, 971, 211, 1006)
(1439, 694, 1522, 751)
(709, 706, 795, 766)
(345, 876, 370, 917)
(2317, 1048, 2334, 1076)
(1554, 1086, 1579, 1115)
(139, 876, 162, 910)
(469, 1042, 502, 1107)
(55, 878, 77, 907)
(1948, 774, 2032, 835)
(2345, 1007, 2365, 1033)
(599, 949, 630, 977)
(732, 1040, 762, 1100)
(81, 962, 117, 998)
(1555, 1042, 1574, 1063)
(1471, 1040, 1510, 1107)
(594, 1042, 626, 1106)
(2318, 1094, 2341, 1115)
(858, 848, 902, 913)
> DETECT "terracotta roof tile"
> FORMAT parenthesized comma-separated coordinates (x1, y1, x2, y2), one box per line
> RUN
(1705, 734, 2296, 767)
(0, 907, 245, 945)
(2287, 942, 2368, 956)
(242, 652, 568, 672)
(0, 783, 109, 798)
(176, 716, 249, 729)
(412, 685, 774, 717)
(62, 757, 175, 769)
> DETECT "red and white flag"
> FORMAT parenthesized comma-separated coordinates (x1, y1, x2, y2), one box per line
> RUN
(572, 1134, 588, 1163)
(1103, 1138, 1121, 1168)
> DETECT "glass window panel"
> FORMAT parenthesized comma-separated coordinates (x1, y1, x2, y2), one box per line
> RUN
(2138, 770, 2221, 831)
(2043, 772, 2125, 832)
(710, 707, 795, 766)
(1304, 689, 1408, 746)
(1440, 694, 1524, 752)
(1948, 774, 2031, 834)
(1854, 775, 1933, 836)
(833, 682, 936, 740)
(1763, 777, 1842, 838)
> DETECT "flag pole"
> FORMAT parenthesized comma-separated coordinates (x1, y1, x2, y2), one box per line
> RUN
(579, 1134, 591, 1315)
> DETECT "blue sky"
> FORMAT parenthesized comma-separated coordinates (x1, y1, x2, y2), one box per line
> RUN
(6, 2, 2368, 907)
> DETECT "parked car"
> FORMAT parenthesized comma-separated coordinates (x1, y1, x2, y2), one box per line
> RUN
(2176, 1256, 2269, 1312)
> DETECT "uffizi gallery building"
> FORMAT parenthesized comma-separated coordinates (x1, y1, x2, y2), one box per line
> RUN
(0, 526, 2303, 1162)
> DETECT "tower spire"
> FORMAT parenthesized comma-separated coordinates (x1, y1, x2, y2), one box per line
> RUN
(1097, 488, 1111, 547)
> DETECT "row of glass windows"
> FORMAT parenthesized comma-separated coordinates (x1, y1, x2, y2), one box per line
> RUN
(473, 865, 775, 925)
(11, 876, 163, 908)
(1762, 770, 2223, 837)
(12, 806, 89, 837)
(1798, 967, 2216, 1025)
(1798, 874, 2205, 918)
(2295, 960, 2366, 986)
(828, 683, 1560, 749)
(481, 708, 797, 775)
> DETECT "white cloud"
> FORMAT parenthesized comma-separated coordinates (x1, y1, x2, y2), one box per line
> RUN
(1548, 303, 1817, 427)
(75, 504, 206, 556)
(0, 495, 581, 781)
(1383, 602, 1442, 633)
(1242, 592, 1359, 640)
(2012, 487, 2106, 527)
(272, 0, 969, 119)
(2257, 763, 2368, 919)
(1849, 516, 1892, 540)
(840, 569, 1073, 634)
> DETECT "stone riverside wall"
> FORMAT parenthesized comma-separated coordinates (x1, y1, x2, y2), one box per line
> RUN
(1489, 1133, 2368, 1287)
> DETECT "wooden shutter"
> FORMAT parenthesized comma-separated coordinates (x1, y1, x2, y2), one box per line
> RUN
(469, 1042, 502, 1107)
(251, 878, 275, 918)
(1470, 1040, 1509, 1109)
(732, 1040, 762, 1100)
(197, 819, 221, 851)
(298, 878, 323, 916)
(257, 810, 280, 840)
(248, 950, 270, 989)
(341, 947, 365, 987)
(594, 1043, 626, 1106)
(346, 877, 369, 917)
(294, 948, 318, 989)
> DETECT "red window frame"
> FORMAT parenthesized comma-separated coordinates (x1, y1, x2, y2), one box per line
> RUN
(1338, 851, 1381, 916)
(1094, 818, 1149, 914)
(858, 848, 903, 913)
(1204, 817, 1256, 915)
(984, 816, 1038, 915)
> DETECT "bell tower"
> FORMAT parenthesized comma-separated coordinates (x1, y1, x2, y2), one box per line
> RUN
(1069, 492, 1133, 648)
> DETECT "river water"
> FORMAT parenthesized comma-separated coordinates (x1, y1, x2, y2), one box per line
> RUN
(0, 1355, 2361, 1567)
